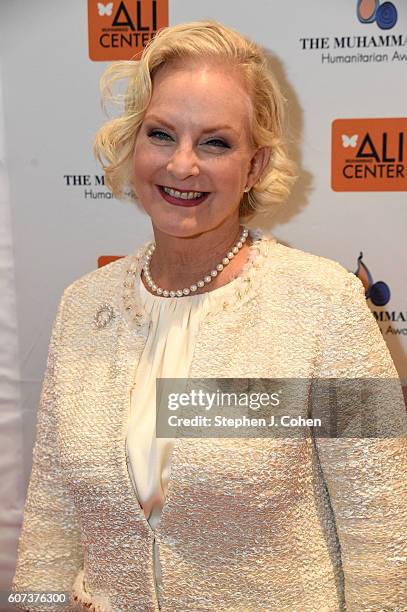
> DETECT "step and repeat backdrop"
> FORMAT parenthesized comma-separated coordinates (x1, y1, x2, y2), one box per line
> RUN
(1, 0, 406, 598)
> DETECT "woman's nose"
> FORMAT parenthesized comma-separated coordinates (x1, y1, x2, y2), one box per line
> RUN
(166, 145, 199, 177)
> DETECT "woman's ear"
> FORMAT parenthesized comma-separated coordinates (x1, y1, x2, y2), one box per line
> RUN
(247, 147, 271, 189)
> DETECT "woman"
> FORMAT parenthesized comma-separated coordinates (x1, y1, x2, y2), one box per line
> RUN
(12, 19, 406, 612)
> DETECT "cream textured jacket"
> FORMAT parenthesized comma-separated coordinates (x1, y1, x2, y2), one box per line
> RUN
(12, 233, 407, 612)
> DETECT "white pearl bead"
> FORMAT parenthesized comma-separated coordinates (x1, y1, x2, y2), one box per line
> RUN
(183, 288, 190, 295)
(222, 257, 229, 265)
(163, 290, 169, 297)
(176, 289, 183, 297)
(170, 291, 176, 297)
(152, 284, 157, 291)
(197, 280, 205, 288)
(216, 264, 224, 271)
(232, 246, 239, 254)
(237, 241, 243, 249)
(204, 276, 212, 283)
(157, 288, 163, 295)
(227, 252, 234, 259)
(210, 270, 218, 277)
(190, 285, 198, 292)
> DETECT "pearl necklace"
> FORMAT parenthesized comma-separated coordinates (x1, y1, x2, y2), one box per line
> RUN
(142, 227, 249, 297)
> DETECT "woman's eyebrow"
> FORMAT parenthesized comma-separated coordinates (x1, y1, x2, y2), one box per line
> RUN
(143, 113, 238, 135)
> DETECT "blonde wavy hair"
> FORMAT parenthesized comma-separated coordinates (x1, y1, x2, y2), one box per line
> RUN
(93, 19, 296, 222)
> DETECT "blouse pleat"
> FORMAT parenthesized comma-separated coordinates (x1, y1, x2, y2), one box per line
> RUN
(125, 272, 240, 593)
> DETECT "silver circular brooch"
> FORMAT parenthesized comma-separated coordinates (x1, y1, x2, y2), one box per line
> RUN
(93, 304, 115, 329)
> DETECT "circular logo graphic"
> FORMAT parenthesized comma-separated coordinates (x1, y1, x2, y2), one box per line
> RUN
(368, 280, 391, 306)
(376, 2, 398, 29)
(357, 0, 398, 29)
(355, 253, 391, 306)
(357, 0, 380, 23)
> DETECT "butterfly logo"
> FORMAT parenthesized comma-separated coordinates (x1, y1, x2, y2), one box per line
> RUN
(98, 2, 113, 16)
(341, 134, 359, 148)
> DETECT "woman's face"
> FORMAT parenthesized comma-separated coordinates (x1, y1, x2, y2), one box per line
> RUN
(132, 58, 267, 238)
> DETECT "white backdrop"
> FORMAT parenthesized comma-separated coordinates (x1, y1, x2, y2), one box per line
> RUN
(1, 0, 406, 603)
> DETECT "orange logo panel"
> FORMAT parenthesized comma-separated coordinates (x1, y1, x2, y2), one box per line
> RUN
(98, 255, 124, 268)
(331, 118, 407, 192)
(88, 0, 169, 61)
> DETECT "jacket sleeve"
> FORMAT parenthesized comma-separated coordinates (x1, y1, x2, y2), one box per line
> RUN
(11, 290, 84, 611)
(313, 271, 407, 611)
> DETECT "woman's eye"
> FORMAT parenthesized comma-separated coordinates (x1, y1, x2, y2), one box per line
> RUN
(206, 139, 229, 148)
(148, 130, 171, 141)
(148, 130, 230, 149)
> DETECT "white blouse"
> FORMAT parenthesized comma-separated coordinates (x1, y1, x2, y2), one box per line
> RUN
(125, 270, 240, 600)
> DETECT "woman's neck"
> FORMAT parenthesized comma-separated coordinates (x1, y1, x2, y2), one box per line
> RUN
(143, 219, 252, 294)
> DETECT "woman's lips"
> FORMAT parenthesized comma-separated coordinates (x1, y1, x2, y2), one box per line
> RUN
(157, 185, 210, 207)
